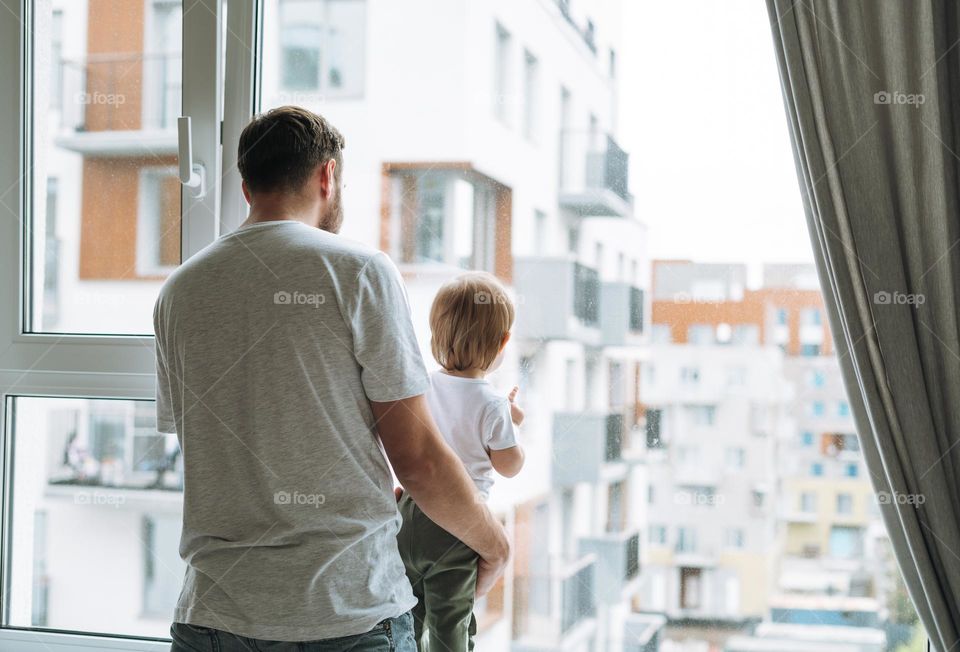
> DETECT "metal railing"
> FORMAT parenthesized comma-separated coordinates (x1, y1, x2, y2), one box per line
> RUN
(58, 52, 182, 132)
(573, 262, 600, 325)
(559, 130, 632, 204)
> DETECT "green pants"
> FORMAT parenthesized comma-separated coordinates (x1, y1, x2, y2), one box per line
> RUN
(396, 493, 478, 652)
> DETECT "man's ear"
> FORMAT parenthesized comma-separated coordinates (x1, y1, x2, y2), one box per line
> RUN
(241, 180, 252, 204)
(319, 159, 338, 200)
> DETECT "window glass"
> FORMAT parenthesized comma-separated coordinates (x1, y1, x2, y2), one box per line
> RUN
(6, 397, 183, 637)
(29, 0, 183, 334)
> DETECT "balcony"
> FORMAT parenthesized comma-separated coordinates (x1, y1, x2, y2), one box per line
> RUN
(623, 613, 667, 652)
(512, 554, 598, 652)
(599, 283, 645, 346)
(552, 412, 628, 486)
(578, 528, 641, 605)
(514, 258, 601, 344)
(54, 53, 181, 155)
(558, 130, 633, 217)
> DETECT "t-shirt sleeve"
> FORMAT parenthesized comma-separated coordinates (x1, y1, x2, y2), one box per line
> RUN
(153, 302, 177, 434)
(349, 252, 430, 402)
(482, 398, 519, 451)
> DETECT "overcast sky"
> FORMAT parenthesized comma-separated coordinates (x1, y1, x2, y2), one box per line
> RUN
(618, 0, 814, 273)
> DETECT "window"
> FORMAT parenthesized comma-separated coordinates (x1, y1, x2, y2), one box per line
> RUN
(685, 405, 716, 426)
(837, 493, 853, 515)
(534, 210, 547, 254)
(801, 431, 814, 447)
(494, 22, 512, 123)
(28, 0, 187, 334)
(725, 528, 745, 549)
(680, 366, 700, 384)
(726, 447, 745, 470)
(838, 400, 850, 417)
(136, 167, 181, 276)
(801, 307, 822, 326)
(275, 0, 366, 96)
(800, 343, 821, 356)
(649, 525, 667, 545)
(522, 49, 539, 140)
(811, 462, 824, 477)
(800, 491, 817, 513)
(676, 527, 697, 554)
(811, 400, 825, 417)
(775, 308, 788, 325)
(810, 370, 826, 387)
(647, 485, 656, 504)
(687, 324, 714, 344)
(845, 463, 859, 478)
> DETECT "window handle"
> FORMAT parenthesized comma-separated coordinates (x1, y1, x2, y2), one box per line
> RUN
(177, 116, 207, 199)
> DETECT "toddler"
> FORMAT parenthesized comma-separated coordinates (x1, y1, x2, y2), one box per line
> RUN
(396, 272, 525, 652)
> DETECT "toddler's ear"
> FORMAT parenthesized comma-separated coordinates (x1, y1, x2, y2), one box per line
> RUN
(499, 331, 511, 353)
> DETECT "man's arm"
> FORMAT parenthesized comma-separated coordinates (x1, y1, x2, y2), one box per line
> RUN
(371, 395, 510, 597)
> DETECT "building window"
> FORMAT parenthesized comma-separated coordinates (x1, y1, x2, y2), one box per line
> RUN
(837, 493, 853, 515)
(493, 22, 512, 123)
(676, 527, 697, 554)
(801, 307, 822, 326)
(726, 447, 745, 470)
(801, 343, 821, 356)
(680, 567, 702, 609)
(685, 405, 715, 426)
(838, 400, 850, 417)
(142, 514, 186, 617)
(801, 431, 814, 447)
(680, 366, 700, 384)
(649, 525, 667, 545)
(687, 324, 714, 345)
(811, 462, 824, 477)
(533, 210, 547, 254)
(136, 167, 181, 276)
(810, 370, 826, 387)
(390, 170, 500, 271)
(278, 0, 366, 96)
(811, 400, 825, 417)
(651, 324, 672, 344)
(829, 526, 863, 559)
(724, 528, 745, 549)
(647, 485, 655, 504)
(845, 463, 859, 478)
(522, 49, 538, 141)
(775, 307, 788, 325)
(800, 491, 817, 512)
(608, 48, 617, 78)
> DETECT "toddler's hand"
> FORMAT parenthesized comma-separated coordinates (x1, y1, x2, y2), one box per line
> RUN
(508, 386, 524, 426)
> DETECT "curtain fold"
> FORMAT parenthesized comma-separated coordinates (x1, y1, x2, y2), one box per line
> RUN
(766, 1, 960, 650)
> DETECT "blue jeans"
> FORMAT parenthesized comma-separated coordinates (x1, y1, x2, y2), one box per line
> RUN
(170, 612, 416, 652)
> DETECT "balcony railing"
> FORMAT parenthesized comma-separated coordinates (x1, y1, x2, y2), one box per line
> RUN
(513, 554, 598, 650)
(58, 52, 182, 132)
(579, 529, 642, 604)
(553, 412, 627, 486)
(514, 258, 601, 343)
(573, 263, 600, 326)
(559, 130, 633, 217)
(600, 282, 645, 345)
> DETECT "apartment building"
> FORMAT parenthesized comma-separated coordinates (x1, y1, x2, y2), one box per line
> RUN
(20, 0, 658, 649)
(647, 260, 891, 649)
(639, 344, 792, 622)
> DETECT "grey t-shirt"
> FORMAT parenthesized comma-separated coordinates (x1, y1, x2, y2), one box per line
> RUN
(153, 220, 428, 641)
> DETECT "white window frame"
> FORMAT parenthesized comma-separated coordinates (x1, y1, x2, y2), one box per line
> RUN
(0, 0, 223, 648)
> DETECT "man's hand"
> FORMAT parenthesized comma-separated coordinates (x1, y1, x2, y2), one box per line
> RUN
(508, 386, 524, 426)
(477, 551, 509, 597)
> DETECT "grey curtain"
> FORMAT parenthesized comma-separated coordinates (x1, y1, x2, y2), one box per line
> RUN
(766, 1, 960, 650)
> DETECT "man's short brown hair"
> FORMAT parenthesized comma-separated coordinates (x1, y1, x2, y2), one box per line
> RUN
(238, 105, 345, 194)
(430, 273, 515, 372)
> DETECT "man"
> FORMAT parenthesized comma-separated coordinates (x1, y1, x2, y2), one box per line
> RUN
(155, 106, 510, 651)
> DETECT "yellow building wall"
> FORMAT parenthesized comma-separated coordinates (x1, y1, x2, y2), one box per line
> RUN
(784, 477, 874, 556)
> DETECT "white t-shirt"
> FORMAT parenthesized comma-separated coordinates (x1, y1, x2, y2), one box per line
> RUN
(425, 370, 519, 498)
(153, 220, 429, 641)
